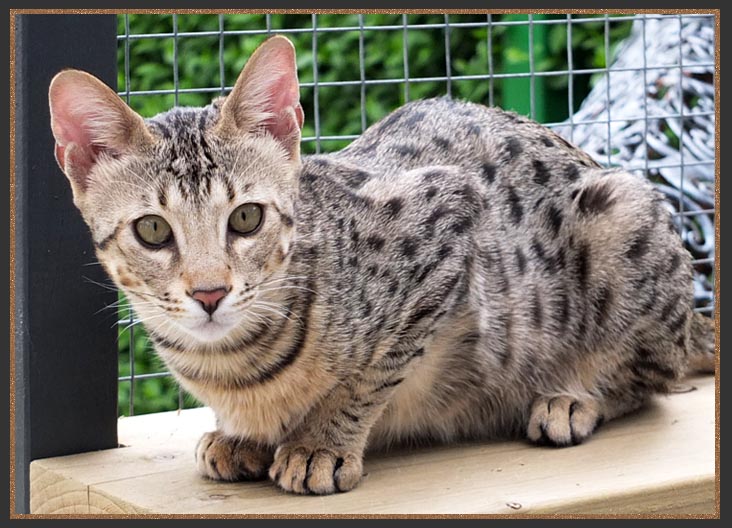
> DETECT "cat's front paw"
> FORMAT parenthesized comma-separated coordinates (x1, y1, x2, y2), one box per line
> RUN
(195, 430, 273, 481)
(268, 444, 364, 495)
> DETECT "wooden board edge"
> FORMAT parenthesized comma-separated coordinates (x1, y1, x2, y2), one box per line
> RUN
(29, 460, 89, 514)
(529, 475, 717, 515)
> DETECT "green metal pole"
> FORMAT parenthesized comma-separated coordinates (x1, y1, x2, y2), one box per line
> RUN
(502, 14, 566, 124)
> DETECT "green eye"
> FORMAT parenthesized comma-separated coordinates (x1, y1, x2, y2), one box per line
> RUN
(134, 215, 173, 247)
(229, 203, 263, 235)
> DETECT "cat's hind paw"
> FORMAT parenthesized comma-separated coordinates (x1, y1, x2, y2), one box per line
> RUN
(269, 444, 363, 495)
(526, 395, 604, 447)
(195, 430, 273, 481)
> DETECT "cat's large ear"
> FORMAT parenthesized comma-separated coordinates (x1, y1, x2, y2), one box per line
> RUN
(49, 69, 152, 197)
(215, 35, 304, 161)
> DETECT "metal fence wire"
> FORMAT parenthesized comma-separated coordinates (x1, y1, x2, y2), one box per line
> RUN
(115, 13, 716, 416)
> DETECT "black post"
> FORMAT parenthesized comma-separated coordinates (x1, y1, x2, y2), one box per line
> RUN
(14, 14, 119, 514)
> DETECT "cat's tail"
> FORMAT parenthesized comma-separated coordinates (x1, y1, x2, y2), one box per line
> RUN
(686, 312, 716, 375)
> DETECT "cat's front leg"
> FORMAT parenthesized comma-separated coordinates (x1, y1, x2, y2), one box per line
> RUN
(195, 430, 274, 482)
(268, 376, 396, 495)
(269, 442, 364, 496)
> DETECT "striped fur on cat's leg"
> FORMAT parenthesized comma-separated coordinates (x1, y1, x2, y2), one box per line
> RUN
(268, 369, 409, 494)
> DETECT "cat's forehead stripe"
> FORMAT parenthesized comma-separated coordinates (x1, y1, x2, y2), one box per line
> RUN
(147, 106, 222, 201)
(147, 104, 218, 136)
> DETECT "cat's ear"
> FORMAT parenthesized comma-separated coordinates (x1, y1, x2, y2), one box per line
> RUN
(216, 35, 304, 161)
(48, 69, 152, 196)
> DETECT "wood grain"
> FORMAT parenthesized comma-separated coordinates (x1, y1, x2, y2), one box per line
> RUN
(30, 376, 716, 515)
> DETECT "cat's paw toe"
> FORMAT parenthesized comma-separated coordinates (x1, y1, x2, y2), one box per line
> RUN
(527, 396, 603, 447)
(269, 444, 363, 495)
(195, 431, 272, 481)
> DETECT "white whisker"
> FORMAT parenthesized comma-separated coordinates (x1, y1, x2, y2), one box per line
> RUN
(95, 300, 156, 315)
(259, 275, 308, 287)
(242, 309, 272, 329)
(119, 313, 168, 333)
(83, 276, 119, 292)
(252, 302, 302, 325)
(260, 284, 318, 296)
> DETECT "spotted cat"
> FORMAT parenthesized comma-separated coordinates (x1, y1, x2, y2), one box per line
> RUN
(48, 35, 714, 495)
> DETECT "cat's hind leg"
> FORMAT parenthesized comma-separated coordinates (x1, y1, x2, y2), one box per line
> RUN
(524, 337, 678, 448)
(526, 394, 604, 447)
(526, 319, 689, 448)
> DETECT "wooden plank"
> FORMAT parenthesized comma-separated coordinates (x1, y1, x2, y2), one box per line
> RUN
(30, 376, 716, 515)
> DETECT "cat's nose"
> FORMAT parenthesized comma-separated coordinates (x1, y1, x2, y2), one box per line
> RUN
(190, 287, 229, 315)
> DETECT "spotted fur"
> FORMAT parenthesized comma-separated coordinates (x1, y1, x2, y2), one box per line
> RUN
(49, 36, 714, 496)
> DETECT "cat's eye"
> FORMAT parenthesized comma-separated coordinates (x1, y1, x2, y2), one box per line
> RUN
(229, 203, 264, 236)
(134, 215, 173, 248)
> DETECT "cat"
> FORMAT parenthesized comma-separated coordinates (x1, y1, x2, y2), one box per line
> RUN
(48, 35, 715, 495)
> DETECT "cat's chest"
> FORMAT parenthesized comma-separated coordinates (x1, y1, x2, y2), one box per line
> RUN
(163, 349, 336, 444)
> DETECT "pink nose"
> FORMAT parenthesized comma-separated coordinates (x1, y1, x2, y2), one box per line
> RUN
(190, 288, 229, 315)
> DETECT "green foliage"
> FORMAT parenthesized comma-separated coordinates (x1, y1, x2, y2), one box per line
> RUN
(115, 13, 632, 416)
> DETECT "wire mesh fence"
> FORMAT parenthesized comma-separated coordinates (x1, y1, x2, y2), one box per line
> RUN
(115, 13, 716, 416)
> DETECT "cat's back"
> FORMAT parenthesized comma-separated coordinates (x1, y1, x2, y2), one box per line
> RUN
(334, 96, 599, 176)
